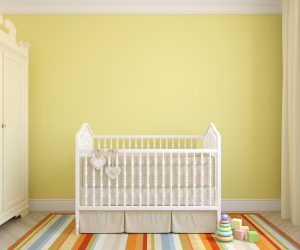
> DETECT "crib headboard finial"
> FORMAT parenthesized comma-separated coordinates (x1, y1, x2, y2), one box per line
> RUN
(204, 123, 220, 149)
(76, 123, 93, 151)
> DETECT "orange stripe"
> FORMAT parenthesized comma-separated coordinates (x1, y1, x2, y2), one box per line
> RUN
(71, 234, 88, 250)
(8, 214, 54, 249)
(179, 234, 193, 250)
(256, 213, 300, 248)
(126, 234, 137, 250)
(198, 234, 213, 250)
(241, 214, 281, 249)
(229, 214, 280, 249)
(135, 234, 143, 250)
(48, 219, 75, 249)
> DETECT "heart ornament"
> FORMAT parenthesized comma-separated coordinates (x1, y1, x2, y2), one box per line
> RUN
(105, 166, 121, 180)
(90, 155, 106, 170)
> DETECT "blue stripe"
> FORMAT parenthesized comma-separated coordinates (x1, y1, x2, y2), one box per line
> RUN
(168, 234, 176, 250)
(28, 215, 69, 250)
(161, 234, 171, 250)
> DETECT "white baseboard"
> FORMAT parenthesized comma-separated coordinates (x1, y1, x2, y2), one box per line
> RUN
(222, 199, 281, 212)
(29, 199, 280, 212)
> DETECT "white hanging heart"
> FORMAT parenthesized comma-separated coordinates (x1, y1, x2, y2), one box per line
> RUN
(90, 156, 106, 170)
(105, 166, 121, 180)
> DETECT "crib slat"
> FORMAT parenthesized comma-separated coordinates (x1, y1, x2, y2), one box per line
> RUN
(201, 153, 204, 206)
(162, 153, 165, 206)
(92, 155, 96, 207)
(147, 138, 150, 149)
(154, 153, 158, 206)
(172, 139, 174, 149)
(116, 138, 119, 149)
(177, 153, 181, 206)
(110, 138, 113, 149)
(122, 138, 125, 149)
(184, 138, 187, 149)
(131, 153, 134, 206)
(129, 139, 131, 149)
(139, 152, 142, 206)
(84, 156, 88, 206)
(100, 158, 104, 207)
(116, 153, 119, 206)
(97, 138, 100, 149)
(108, 154, 111, 206)
(141, 138, 144, 149)
(104, 138, 107, 149)
(160, 138, 162, 149)
(190, 137, 193, 148)
(147, 152, 150, 206)
(185, 153, 188, 206)
(170, 153, 173, 206)
(209, 153, 212, 206)
(193, 153, 196, 206)
(123, 152, 127, 206)
(135, 138, 138, 149)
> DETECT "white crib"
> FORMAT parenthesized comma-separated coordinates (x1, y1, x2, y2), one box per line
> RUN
(75, 123, 221, 234)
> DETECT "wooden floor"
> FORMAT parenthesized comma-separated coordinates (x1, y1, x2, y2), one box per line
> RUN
(0, 212, 299, 249)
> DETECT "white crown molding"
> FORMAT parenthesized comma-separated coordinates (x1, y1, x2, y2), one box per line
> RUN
(0, 0, 282, 14)
(29, 199, 280, 212)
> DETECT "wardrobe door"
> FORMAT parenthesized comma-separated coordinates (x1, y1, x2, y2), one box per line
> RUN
(3, 50, 27, 212)
(0, 49, 3, 214)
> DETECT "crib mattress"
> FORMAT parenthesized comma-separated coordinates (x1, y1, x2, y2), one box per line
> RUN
(80, 187, 215, 206)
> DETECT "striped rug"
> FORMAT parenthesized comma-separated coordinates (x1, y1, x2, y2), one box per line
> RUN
(9, 213, 300, 250)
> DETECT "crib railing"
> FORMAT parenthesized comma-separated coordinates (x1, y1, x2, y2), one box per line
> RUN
(79, 149, 217, 208)
(75, 123, 221, 234)
(92, 135, 203, 150)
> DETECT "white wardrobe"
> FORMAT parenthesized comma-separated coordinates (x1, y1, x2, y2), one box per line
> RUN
(0, 15, 29, 225)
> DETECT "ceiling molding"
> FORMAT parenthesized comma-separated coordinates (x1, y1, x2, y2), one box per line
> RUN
(0, 0, 282, 14)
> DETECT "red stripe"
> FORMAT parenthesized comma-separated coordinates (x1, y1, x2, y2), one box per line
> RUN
(241, 214, 281, 250)
(256, 214, 300, 248)
(143, 233, 147, 250)
(206, 234, 220, 249)
(78, 234, 93, 250)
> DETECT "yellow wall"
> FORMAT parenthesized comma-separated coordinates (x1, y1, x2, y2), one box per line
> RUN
(6, 15, 282, 199)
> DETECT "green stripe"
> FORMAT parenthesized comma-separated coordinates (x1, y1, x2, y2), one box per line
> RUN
(16, 214, 57, 249)
(245, 214, 287, 249)
(151, 234, 155, 250)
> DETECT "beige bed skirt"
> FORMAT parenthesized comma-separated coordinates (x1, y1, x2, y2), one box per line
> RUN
(79, 210, 217, 233)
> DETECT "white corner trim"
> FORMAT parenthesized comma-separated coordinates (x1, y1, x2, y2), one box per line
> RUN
(29, 199, 280, 212)
(0, 0, 282, 14)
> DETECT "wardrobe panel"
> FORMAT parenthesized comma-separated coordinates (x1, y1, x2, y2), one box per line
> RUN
(0, 49, 3, 214)
(3, 51, 26, 211)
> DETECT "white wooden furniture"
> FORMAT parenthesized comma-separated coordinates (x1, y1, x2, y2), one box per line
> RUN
(76, 123, 221, 233)
(0, 15, 29, 226)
